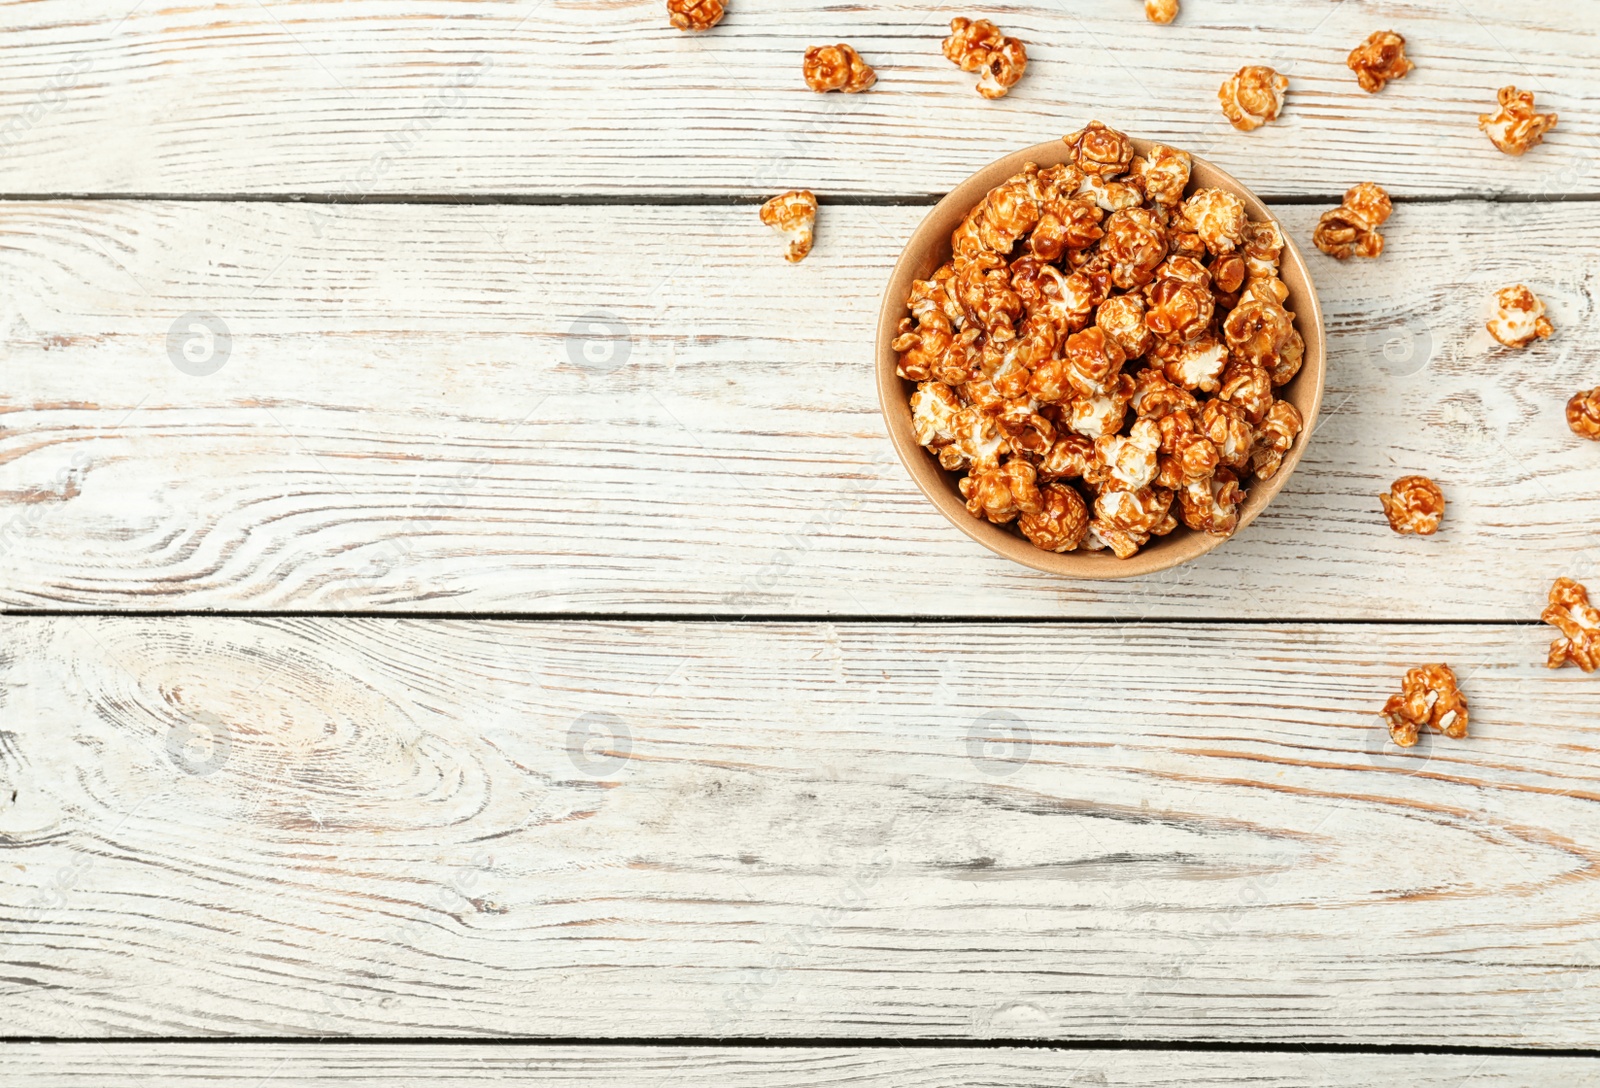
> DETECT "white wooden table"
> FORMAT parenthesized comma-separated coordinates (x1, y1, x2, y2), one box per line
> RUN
(2, 0, 1599, 1083)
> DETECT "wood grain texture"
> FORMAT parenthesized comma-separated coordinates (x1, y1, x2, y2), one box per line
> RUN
(2, 1044, 1597, 1087)
(2, 618, 1598, 1042)
(0, 0, 1595, 198)
(2, 200, 1596, 616)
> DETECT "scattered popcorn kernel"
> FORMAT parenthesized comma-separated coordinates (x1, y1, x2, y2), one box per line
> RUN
(1313, 182, 1392, 260)
(1486, 284, 1554, 348)
(803, 44, 876, 93)
(1567, 388, 1600, 440)
(1479, 85, 1557, 156)
(1219, 65, 1288, 131)
(1019, 482, 1091, 551)
(1382, 664, 1468, 747)
(759, 190, 817, 262)
(943, 17, 1027, 99)
(1544, 577, 1600, 672)
(1347, 30, 1413, 93)
(1144, 0, 1178, 24)
(1380, 474, 1445, 536)
(668, 0, 723, 31)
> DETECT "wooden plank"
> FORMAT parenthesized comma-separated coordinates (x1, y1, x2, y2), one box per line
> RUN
(2, 200, 1596, 617)
(0, 0, 1595, 197)
(2, 618, 1598, 1041)
(1, 1044, 1596, 1087)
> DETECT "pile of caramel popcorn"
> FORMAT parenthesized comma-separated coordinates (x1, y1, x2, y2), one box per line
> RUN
(895, 122, 1307, 558)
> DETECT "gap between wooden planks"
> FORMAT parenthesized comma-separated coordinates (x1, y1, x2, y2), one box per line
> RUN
(1, 618, 1597, 1042)
(1, 201, 1595, 616)
(0, 0, 1594, 197)
(0, 1043, 1597, 1086)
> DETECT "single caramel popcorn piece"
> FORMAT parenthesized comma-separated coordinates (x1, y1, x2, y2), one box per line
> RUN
(943, 17, 1027, 99)
(1178, 468, 1243, 536)
(1380, 474, 1444, 536)
(1180, 188, 1248, 255)
(1313, 182, 1392, 260)
(1486, 284, 1554, 348)
(1543, 577, 1600, 672)
(1347, 31, 1413, 93)
(803, 44, 875, 93)
(1088, 485, 1177, 558)
(1019, 483, 1090, 551)
(1479, 85, 1557, 156)
(1249, 399, 1302, 481)
(759, 190, 817, 263)
(1568, 388, 1600, 440)
(1063, 121, 1135, 178)
(1144, 0, 1178, 24)
(961, 458, 1044, 523)
(668, 0, 723, 31)
(1219, 65, 1288, 131)
(1381, 664, 1468, 747)
(1128, 144, 1191, 208)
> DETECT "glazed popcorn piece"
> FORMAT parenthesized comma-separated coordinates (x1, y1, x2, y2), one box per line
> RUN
(897, 123, 1305, 558)
(759, 190, 818, 263)
(1249, 400, 1302, 481)
(1219, 66, 1288, 132)
(1486, 284, 1554, 348)
(1347, 31, 1413, 93)
(943, 17, 1027, 99)
(960, 458, 1043, 523)
(1380, 475, 1444, 536)
(1479, 85, 1557, 156)
(1019, 482, 1090, 551)
(1064, 121, 1135, 178)
(1543, 578, 1600, 672)
(1382, 664, 1468, 747)
(1313, 182, 1392, 260)
(668, 0, 723, 31)
(1144, 0, 1178, 24)
(803, 44, 875, 93)
(1568, 388, 1600, 440)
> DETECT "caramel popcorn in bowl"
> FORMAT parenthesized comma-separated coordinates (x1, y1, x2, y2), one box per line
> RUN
(1380, 475, 1444, 536)
(804, 44, 875, 93)
(1382, 664, 1468, 747)
(1347, 31, 1413, 93)
(894, 124, 1312, 560)
(760, 190, 817, 263)
(1486, 284, 1553, 348)
(1219, 66, 1288, 131)
(1480, 86, 1557, 156)
(1544, 578, 1600, 672)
